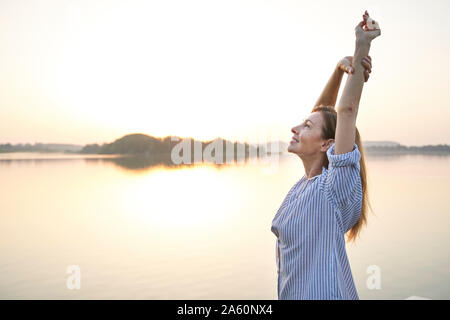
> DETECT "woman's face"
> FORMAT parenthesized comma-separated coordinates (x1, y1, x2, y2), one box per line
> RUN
(288, 111, 327, 156)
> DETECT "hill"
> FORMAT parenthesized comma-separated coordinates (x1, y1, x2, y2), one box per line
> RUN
(79, 133, 259, 160)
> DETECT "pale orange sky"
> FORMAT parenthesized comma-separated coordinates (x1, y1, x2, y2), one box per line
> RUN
(1, 0, 449, 147)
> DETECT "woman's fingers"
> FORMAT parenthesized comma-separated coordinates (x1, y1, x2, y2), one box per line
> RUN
(362, 57, 369, 66)
(343, 64, 353, 74)
(341, 55, 373, 75)
(338, 56, 354, 74)
(363, 11, 369, 30)
(362, 57, 372, 72)
(363, 49, 371, 81)
(363, 10, 369, 22)
(356, 11, 381, 43)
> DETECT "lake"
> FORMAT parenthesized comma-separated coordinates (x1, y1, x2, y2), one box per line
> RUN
(0, 151, 449, 299)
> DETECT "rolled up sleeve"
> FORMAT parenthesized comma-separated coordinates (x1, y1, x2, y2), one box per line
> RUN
(323, 142, 362, 232)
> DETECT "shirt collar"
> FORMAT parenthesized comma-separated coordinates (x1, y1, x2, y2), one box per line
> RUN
(304, 166, 327, 181)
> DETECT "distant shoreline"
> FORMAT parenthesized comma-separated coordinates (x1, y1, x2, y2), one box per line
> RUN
(1, 136, 450, 156)
(2, 148, 450, 157)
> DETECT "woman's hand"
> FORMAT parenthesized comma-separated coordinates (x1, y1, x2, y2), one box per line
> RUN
(355, 10, 381, 46)
(337, 55, 372, 82)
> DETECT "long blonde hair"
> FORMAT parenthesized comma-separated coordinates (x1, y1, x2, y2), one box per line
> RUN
(312, 105, 373, 243)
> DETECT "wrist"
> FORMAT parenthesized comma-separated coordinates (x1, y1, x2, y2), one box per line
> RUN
(335, 63, 344, 75)
(355, 39, 371, 52)
(353, 41, 371, 61)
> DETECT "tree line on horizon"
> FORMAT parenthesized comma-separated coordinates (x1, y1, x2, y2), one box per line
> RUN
(1, 134, 450, 155)
(79, 133, 260, 159)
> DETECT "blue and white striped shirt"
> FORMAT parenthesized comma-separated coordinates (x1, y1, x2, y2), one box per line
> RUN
(271, 142, 362, 299)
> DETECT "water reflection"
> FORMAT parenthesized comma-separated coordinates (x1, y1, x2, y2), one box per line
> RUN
(0, 152, 449, 299)
(0, 151, 273, 171)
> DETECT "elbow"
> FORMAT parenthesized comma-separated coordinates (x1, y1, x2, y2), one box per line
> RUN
(337, 108, 356, 115)
(337, 104, 358, 115)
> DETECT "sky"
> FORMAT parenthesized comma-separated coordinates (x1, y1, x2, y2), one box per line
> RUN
(1, 0, 450, 147)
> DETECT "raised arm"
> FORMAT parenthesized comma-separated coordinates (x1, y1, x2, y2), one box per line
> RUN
(335, 11, 381, 155)
(313, 66, 345, 110)
(314, 56, 372, 110)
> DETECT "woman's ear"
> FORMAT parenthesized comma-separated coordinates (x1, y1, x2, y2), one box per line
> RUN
(321, 139, 334, 152)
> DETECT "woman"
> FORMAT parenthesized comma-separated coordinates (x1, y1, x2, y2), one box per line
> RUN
(271, 12, 381, 300)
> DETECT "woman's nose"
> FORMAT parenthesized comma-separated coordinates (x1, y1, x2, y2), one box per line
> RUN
(291, 127, 298, 134)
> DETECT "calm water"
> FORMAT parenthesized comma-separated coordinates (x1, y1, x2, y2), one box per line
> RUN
(0, 152, 449, 299)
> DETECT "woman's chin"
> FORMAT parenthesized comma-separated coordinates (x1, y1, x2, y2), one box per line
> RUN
(287, 143, 296, 153)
